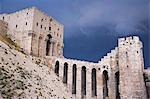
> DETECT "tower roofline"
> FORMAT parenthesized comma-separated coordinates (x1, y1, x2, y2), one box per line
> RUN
(0, 6, 64, 27)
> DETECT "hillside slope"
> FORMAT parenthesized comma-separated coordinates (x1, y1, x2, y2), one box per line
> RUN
(0, 41, 72, 99)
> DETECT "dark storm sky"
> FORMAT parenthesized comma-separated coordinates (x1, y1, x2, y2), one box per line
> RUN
(0, 0, 149, 68)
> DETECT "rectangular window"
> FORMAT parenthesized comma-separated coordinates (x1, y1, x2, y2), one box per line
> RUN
(49, 27, 51, 31)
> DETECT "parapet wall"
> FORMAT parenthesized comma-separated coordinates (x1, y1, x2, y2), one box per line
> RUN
(99, 47, 119, 71)
(118, 36, 142, 49)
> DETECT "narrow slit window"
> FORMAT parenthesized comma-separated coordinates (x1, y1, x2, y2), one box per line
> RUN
(2, 16, 4, 20)
(72, 64, 77, 94)
(37, 22, 38, 26)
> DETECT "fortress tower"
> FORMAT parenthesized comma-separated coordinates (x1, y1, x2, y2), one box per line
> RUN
(0, 7, 149, 99)
(118, 36, 147, 99)
(0, 7, 64, 58)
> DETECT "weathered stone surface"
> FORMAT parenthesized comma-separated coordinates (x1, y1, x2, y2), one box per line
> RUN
(0, 20, 7, 37)
(0, 40, 72, 99)
(144, 69, 150, 98)
(0, 7, 64, 58)
(0, 7, 149, 99)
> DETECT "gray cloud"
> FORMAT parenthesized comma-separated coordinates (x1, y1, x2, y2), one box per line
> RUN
(74, 0, 148, 35)
(0, 1, 2, 13)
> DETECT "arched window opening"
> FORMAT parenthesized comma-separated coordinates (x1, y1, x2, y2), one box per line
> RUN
(46, 34, 52, 56)
(103, 70, 109, 99)
(72, 64, 77, 94)
(63, 62, 68, 84)
(81, 66, 86, 98)
(115, 71, 120, 99)
(92, 68, 97, 97)
(55, 61, 59, 76)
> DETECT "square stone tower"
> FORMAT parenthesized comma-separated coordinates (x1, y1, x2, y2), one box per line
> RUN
(118, 36, 147, 99)
(0, 7, 64, 58)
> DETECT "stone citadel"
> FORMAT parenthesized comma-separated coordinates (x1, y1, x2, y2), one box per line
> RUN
(0, 7, 150, 99)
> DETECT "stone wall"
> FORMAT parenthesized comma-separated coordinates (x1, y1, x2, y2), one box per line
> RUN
(0, 8, 34, 54)
(144, 69, 150, 98)
(118, 36, 147, 99)
(100, 47, 119, 99)
(0, 7, 64, 57)
(0, 40, 72, 99)
(46, 36, 149, 99)
(0, 7, 149, 99)
(0, 20, 8, 37)
(51, 57, 106, 99)
(31, 7, 64, 57)
(48, 47, 119, 99)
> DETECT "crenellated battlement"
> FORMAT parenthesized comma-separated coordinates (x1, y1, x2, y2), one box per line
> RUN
(118, 36, 147, 98)
(118, 36, 143, 50)
(99, 47, 118, 63)
(0, 7, 148, 99)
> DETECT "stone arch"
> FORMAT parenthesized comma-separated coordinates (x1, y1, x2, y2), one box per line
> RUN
(63, 62, 68, 84)
(72, 64, 77, 94)
(46, 34, 52, 56)
(91, 68, 97, 97)
(103, 70, 109, 99)
(38, 35, 43, 57)
(115, 71, 120, 99)
(54, 61, 59, 76)
(81, 66, 86, 98)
